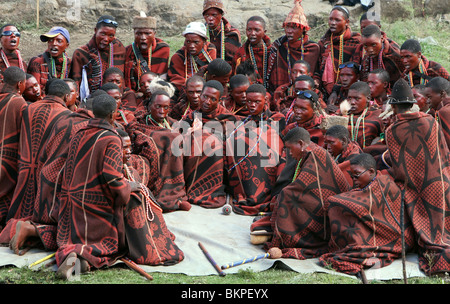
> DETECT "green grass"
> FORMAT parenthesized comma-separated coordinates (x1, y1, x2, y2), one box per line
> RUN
(0, 263, 448, 285)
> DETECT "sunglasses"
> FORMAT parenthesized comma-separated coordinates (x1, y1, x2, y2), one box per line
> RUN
(296, 90, 316, 102)
(339, 62, 359, 70)
(350, 169, 369, 179)
(97, 19, 118, 27)
(1, 31, 21, 37)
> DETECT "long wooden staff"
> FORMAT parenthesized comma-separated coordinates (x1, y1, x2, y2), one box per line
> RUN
(198, 242, 226, 276)
(221, 253, 270, 270)
(121, 257, 153, 281)
(400, 179, 408, 284)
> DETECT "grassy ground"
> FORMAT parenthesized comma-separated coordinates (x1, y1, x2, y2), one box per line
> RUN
(0, 259, 448, 285)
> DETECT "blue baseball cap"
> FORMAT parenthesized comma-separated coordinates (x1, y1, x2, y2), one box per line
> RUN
(40, 26, 70, 43)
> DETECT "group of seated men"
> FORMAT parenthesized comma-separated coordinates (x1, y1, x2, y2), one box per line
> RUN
(0, 0, 450, 279)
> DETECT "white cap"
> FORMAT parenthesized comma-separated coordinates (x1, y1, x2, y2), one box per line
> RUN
(182, 22, 208, 40)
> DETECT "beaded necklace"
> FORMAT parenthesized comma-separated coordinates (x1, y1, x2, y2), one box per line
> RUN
(350, 107, 368, 148)
(207, 20, 226, 60)
(369, 43, 385, 72)
(227, 114, 263, 172)
(124, 164, 160, 221)
(184, 48, 212, 81)
(0, 49, 25, 71)
(330, 33, 344, 82)
(118, 110, 129, 125)
(407, 58, 428, 86)
(292, 157, 303, 182)
(97, 43, 114, 86)
(50, 52, 69, 79)
(146, 114, 172, 130)
(248, 41, 268, 87)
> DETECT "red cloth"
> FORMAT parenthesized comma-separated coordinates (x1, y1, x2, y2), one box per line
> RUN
(320, 173, 415, 275)
(385, 111, 450, 275)
(231, 35, 271, 82)
(402, 54, 450, 86)
(182, 105, 233, 208)
(436, 97, 450, 150)
(283, 115, 325, 146)
(56, 118, 130, 269)
(168, 43, 217, 91)
(70, 35, 126, 95)
(27, 51, 72, 92)
(0, 92, 27, 229)
(264, 143, 350, 259)
(317, 28, 361, 94)
(127, 115, 191, 212)
(334, 141, 363, 187)
(7, 96, 71, 221)
(347, 107, 383, 149)
(0, 48, 27, 82)
(207, 17, 241, 65)
(123, 164, 184, 265)
(224, 110, 285, 215)
(266, 35, 320, 94)
(351, 32, 404, 88)
(124, 38, 170, 91)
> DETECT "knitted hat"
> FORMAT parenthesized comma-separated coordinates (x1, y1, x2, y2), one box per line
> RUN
(389, 78, 416, 104)
(182, 22, 208, 40)
(283, 0, 310, 31)
(203, 0, 225, 14)
(132, 12, 157, 29)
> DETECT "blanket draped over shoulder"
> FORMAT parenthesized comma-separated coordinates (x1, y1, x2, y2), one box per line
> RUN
(264, 143, 349, 259)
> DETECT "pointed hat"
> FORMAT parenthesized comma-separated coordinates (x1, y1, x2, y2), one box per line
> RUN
(283, 0, 310, 31)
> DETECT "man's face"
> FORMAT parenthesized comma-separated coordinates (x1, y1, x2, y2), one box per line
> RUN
(294, 80, 313, 95)
(106, 89, 122, 109)
(323, 135, 345, 158)
(246, 92, 266, 116)
(186, 81, 204, 108)
(328, 10, 348, 35)
(203, 8, 223, 29)
(339, 67, 358, 89)
(285, 140, 303, 161)
(362, 34, 383, 58)
(400, 49, 421, 72)
(134, 28, 156, 52)
(104, 73, 124, 91)
(412, 88, 429, 112)
(94, 26, 116, 51)
(246, 20, 266, 47)
(139, 73, 155, 97)
(209, 71, 232, 89)
(184, 34, 205, 56)
(348, 89, 368, 115)
(350, 164, 374, 189)
(23, 77, 41, 102)
(65, 82, 79, 107)
(424, 86, 443, 110)
(149, 94, 171, 123)
(367, 73, 387, 99)
(290, 63, 309, 82)
(200, 86, 221, 114)
(122, 136, 132, 164)
(360, 19, 379, 33)
(293, 98, 314, 124)
(284, 23, 303, 42)
(47, 34, 69, 58)
(0, 25, 20, 53)
(231, 84, 249, 107)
